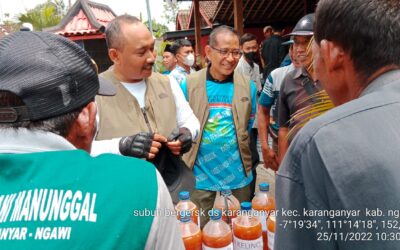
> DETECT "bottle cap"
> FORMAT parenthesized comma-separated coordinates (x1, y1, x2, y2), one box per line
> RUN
(179, 191, 190, 200)
(221, 189, 232, 196)
(209, 209, 222, 220)
(259, 183, 270, 192)
(241, 202, 252, 211)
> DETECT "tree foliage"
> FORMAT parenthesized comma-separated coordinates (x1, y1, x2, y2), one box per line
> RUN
(144, 19, 169, 39)
(162, 1, 180, 26)
(18, 0, 66, 31)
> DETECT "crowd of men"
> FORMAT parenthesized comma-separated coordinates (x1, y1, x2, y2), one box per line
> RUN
(1, 0, 399, 249)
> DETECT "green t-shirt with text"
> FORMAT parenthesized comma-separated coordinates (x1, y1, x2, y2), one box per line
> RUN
(0, 150, 157, 249)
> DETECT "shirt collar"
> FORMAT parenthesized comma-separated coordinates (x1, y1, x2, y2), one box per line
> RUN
(0, 128, 76, 153)
(361, 69, 400, 97)
(206, 64, 234, 83)
(240, 55, 254, 68)
(293, 66, 310, 80)
(175, 65, 188, 74)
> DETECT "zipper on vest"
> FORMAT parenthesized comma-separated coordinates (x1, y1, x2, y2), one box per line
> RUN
(232, 110, 248, 177)
(141, 108, 153, 133)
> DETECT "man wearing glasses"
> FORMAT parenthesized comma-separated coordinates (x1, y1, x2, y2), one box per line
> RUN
(180, 26, 258, 226)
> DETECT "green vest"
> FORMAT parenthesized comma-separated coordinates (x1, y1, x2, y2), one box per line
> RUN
(0, 150, 157, 249)
(182, 68, 253, 174)
(96, 68, 177, 140)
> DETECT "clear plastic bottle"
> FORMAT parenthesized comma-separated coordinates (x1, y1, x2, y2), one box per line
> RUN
(233, 202, 263, 250)
(251, 183, 275, 249)
(179, 211, 202, 250)
(266, 213, 276, 250)
(213, 190, 240, 225)
(202, 209, 233, 250)
(175, 191, 199, 225)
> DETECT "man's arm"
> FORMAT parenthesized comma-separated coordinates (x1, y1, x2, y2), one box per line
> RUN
(164, 76, 200, 155)
(144, 171, 185, 250)
(91, 109, 166, 158)
(168, 76, 200, 140)
(248, 80, 258, 131)
(278, 76, 291, 164)
(258, 75, 279, 170)
(258, 105, 279, 171)
(278, 127, 289, 164)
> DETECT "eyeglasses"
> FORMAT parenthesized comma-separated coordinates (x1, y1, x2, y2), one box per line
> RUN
(210, 46, 242, 58)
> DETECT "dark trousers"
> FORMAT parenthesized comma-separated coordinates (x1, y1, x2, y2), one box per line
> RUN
(249, 128, 260, 199)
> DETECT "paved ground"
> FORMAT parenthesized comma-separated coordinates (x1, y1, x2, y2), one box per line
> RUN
(255, 163, 276, 199)
(255, 140, 276, 199)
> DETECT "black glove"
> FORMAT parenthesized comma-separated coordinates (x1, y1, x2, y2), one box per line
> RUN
(168, 127, 193, 154)
(119, 132, 153, 158)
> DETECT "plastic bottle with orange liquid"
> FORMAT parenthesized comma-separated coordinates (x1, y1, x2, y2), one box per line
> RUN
(175, 191, 200, 225)
(233, 202, 263, 250)
(213, 189, 240, 225)
(266, 213, 276, 250)
(251, 183, 275, 250)
(179, 210, 202, 250)
(202, 209, 233, 250)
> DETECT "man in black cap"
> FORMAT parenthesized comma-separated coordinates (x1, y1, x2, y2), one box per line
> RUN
(277, 13, 323, 163)
(162, 44, 177, 75)
(0, 31, 184, 249)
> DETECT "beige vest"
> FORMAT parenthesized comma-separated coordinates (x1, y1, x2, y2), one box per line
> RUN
(182, 68, 253, 174)
(96, 68, 177, 140)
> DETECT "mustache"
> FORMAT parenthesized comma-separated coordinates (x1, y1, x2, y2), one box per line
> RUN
(143, 63, 154, 69)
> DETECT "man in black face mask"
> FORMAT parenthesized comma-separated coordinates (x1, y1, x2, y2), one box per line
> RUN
(236, 33, 262, 91)
(235, 33, 262, 198)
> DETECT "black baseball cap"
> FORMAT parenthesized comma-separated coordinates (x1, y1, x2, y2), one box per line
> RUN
(0, 31, 116, 123)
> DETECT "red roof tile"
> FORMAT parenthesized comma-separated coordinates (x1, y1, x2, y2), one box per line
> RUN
(176, 9, 191, 30)
(46, 0, 116, 37)
(200, 1, 219, 20)
(56, 10, 97, 35)
(176, 1, 218, 30)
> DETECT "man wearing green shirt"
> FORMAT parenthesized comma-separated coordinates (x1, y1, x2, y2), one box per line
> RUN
(0, 31, 183, 250)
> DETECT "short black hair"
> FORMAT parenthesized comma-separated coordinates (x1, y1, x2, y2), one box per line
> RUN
(208, 25, 239, 47)
(170, 39, 192, 55)
(315, 0, 400, 79)
(105, 15, 141, 50)
(240, 33, 257, 46)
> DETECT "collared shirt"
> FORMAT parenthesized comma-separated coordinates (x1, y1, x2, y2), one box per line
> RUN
(278, 66, 322, 141)
(0, 128, 184, 250)
(275, 69, 400, 250)
(259, 63, 295, 131)
(169, 65, 195, 85)
(236, 56, 262, 91)
(235, 57, 262, 129)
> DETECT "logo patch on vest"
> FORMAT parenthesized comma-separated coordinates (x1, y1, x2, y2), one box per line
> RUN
(241, 97, 249, 102)
(158, 93, 169, 99)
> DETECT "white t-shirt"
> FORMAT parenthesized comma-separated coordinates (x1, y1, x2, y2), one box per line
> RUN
(91, 75, 200, 156)
(122, 80, 147, 108)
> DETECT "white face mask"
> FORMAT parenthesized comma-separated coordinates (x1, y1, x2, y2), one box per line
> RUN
(183, 53, 195, 67)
